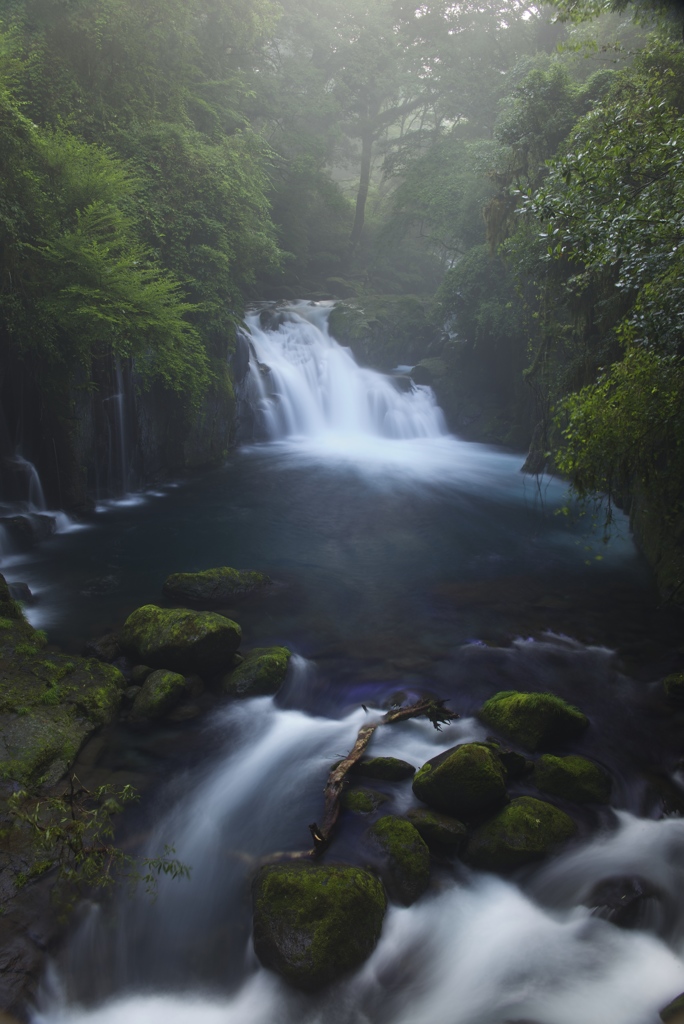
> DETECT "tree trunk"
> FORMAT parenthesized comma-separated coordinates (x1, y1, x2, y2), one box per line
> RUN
(349, 126, 374, 249)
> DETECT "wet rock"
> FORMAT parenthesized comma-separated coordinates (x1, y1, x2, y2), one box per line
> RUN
(83, 632, 122, 663)
(405, 807, 468, 851)
(0, 575, 24, 621)
(7, 582, 34, 605)
(353, 756, 415, 781)
(478, 691, 588, 751)
(586, 876, 668, 932)
(122, 605, 241, 675)
(252, 862, 387, 990)
(484, 740, 530, 780)
(162, 567, 272, 607)
(663, 671, 684, 704)
(166, 703, 202, 723)
(123, 685, 142, 705)
(130, 664, 152, 685)
(366, 816, 430, 906)
(412, 742, 508, 818)
(222, 646, 290, 698)
(533, 754, 611, 803)
(184, 674, 205, 698)
(661, 992, 684, 1023)
(130, 669, 186, 720)
(341, 786, 389, 814)
(465, 796, 577, 872)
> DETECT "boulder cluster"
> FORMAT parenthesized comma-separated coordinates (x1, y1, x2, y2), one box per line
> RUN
(251, 688, 616, 991)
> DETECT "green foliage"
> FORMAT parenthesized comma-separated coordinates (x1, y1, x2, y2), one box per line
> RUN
(8, 776, 190, 913)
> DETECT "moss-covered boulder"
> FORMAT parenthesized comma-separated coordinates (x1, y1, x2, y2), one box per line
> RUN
(366, 816, 430, 905)
(252, 862, 386, 990)
(661, 992, 684, 1023)
(406, 807, 468, 851)
(0, 626, 125, 788)
(0, 574, 23, 622)
(466, 796, 577, 871)
(130, 669, 186, 720)
(222, 646, 290, 698)
(341, 786, 389, 814)
(122, 605, 241, 675)
(533, 754, 611, 803)
(412, 742, 507, 818)
(478, 691, 589, 751)
(163, 567, 271, 607)
(353, 757, 415, 781)
(663, 672, 684, 704)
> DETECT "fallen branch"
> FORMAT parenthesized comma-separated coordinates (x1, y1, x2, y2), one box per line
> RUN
(308, 698, 458, 856)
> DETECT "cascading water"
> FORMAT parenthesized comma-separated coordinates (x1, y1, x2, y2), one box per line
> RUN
(241, 301, 446, 449)
(23, 301, 684, 1024)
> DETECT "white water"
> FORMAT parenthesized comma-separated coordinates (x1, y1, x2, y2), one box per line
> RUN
(35, 683, 684, 1024)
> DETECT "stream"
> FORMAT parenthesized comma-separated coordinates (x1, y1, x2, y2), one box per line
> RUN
(5, 301, 684, 1024)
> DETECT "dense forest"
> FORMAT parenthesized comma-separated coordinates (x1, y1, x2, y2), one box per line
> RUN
(0, 0, 683, 593)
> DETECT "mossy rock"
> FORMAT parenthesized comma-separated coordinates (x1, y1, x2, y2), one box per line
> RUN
(465, 796, 577, 871)
(405, 807, 468, 851)
(366, 815, 430, 906)
(661, 992, 684, 1023)
(341, 786, 389, 814)
(353, 756, 415, 781)
(478, 691, 589, 751)
(0, 573, 25, 622)
(412, 742, 508, 818)
(533, 754, 611, 803)
(252, 862, 387, 990)
(122, 604, 241, 675)
(663, 672, 684, 704)
(131, 669, 186, 720)
(222, 646, 290, 698)
(163, 567, 272, 607)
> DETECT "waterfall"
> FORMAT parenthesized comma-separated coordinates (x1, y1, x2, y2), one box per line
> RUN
(241, 302, 446, 444)
(11, 453, 46, 511)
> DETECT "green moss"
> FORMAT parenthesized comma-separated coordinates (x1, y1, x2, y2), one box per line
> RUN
(163, 567, 272, 606)
(533, 754, 611, 803)
(122, 604, 241, 674)
(252, 863, 387, 990)
(661, 992, 684, 1022)
(353, 757, 415, 781)
(341, 787, 388, 814)
(412, 742, 508, 817)
(223, 646, 291, 698)
(405, 807, 468, 851)
(131, 668, 186, 719)
(478, 691, 589, 751)
(367, 815, 430, 905)
(466, 796, 577, 871)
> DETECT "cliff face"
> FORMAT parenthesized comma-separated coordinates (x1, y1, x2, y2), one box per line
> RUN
(0, 345, 237, 512)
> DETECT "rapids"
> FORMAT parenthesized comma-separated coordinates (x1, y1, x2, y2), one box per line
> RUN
(11, 301, 684, 1024)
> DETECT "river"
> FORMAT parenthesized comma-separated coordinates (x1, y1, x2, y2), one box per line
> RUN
(6, 301, 684, 1024)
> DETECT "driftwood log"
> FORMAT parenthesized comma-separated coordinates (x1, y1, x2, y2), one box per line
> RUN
(307, 697, 459, 856)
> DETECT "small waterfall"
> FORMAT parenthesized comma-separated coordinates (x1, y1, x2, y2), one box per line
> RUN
(11, 453, 46, 511)
(241, 302, 446, 444)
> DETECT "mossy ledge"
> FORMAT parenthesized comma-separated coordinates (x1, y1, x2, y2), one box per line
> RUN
(478, 691, 589, 752)
(0, 575, 125, 789)
(252, 862, 387, 990)
(163, 566, 272, 607)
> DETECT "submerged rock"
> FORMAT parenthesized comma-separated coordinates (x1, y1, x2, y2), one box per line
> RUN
(412, 742, 508, 818)
(130, 669, 186, 720)
(252, 863, 387, 990)
(163, 567, 272, 607)
(222, 646, 290, 698)
(586, 875, 667, 932)
(465, 796, 576, 871)
(341, 786, 389, 814)
(366, 816, 430, 906)
(122, 605, 241, 675)
(478, 691, 589, 751)
(405, 807, 468, 851)
(533, 754, 611, 803)
(353, 756, 415, 781)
